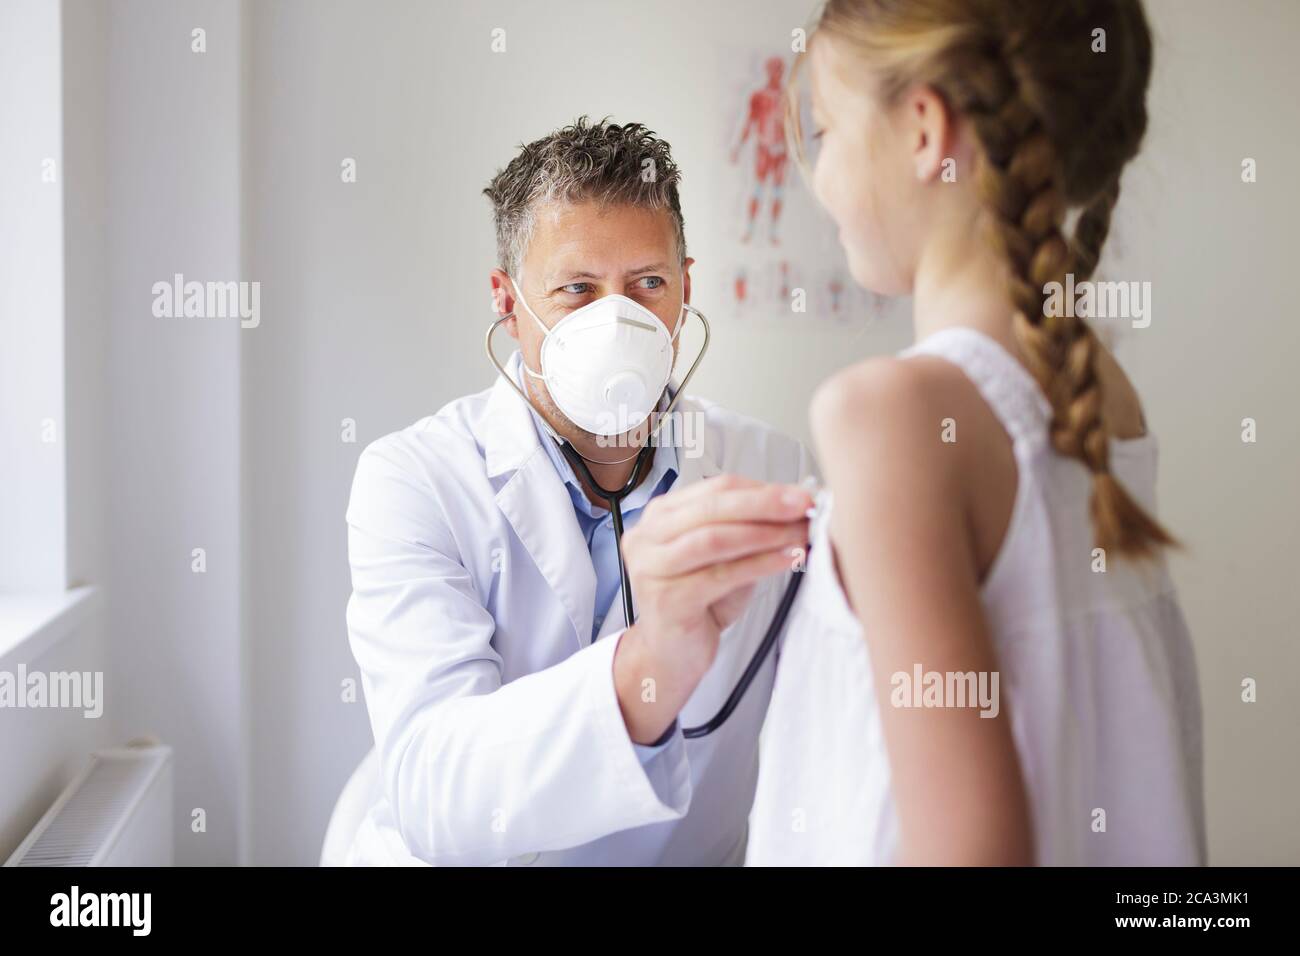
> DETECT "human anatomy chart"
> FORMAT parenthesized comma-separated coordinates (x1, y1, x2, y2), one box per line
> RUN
(719, 50, 891, 327)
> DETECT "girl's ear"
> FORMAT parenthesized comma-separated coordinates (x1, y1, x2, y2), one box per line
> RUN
(906, 84, 955, 182)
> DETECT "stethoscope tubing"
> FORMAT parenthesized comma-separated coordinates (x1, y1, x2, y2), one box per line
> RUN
(554, 437, 656, 629)
(682, 561, 806, 739)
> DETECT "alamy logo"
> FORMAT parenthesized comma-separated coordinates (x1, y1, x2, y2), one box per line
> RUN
(50, 886, 151, 936)
(151, 273, 260, 328)
(1043, 273, 1151, 329)
(594, 409, 706, 459)
(890, 664, 1000, 718)
(0, 666, 102, 718)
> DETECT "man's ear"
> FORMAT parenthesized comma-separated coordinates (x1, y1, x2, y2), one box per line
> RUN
(906, 84, 955, 183)
(489, 268, 519, 339)
(682, 257, 695, 306)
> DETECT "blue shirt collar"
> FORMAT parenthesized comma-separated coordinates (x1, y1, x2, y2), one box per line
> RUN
(514, 355, 679, 518)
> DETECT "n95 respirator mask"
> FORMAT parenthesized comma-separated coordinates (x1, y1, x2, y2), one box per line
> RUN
(511, 275, 684, 437)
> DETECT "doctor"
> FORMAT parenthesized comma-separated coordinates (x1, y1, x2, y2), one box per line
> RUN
(333, 117, 816, 866)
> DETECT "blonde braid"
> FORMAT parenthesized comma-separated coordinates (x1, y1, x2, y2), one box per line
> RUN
(1065, 179, 1177, 554)
(940, 31, 1174, 558)
(1071, 179, 1120, 283)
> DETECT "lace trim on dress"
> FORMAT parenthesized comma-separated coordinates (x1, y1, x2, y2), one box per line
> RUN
(901, 327, 1053, 446)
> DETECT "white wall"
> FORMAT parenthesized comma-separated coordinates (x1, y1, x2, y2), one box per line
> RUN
(64, 0, 110, 596)
(1114, 0, 1300, 865)
(102, 0, 245, 864)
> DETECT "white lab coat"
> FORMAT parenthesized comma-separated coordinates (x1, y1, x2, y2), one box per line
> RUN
(334, 350, 815, 866)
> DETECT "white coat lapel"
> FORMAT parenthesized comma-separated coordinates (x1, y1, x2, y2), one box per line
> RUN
(484, 352, 596, 651)
(666, 392, 721, 490)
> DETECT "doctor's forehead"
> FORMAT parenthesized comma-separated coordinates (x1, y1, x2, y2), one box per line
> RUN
(525, 201, 680, 282)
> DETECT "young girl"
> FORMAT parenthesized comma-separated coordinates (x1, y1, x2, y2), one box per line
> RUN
(747, 0, 1206, 865)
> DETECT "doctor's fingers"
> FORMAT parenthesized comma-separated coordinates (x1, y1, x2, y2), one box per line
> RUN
(660, 545, 802, 617)
(640, 473, 764, 520)
(632, 518, 808, 577)
(708, 581, 760, 633)
(637, 478, 814, 543)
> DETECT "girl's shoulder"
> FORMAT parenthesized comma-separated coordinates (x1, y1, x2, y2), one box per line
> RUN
(810, 351, 982, 434)
(809, 351, 1009, 505)
(810, 347, 1019, 467)
(810, 347, 1020, 583)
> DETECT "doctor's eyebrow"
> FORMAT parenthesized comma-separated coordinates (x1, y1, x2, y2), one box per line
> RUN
(550, 263, 671, 284)
(625, 262, 669, 276)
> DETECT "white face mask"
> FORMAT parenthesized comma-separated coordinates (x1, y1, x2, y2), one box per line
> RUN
(511, 273, 685, 436)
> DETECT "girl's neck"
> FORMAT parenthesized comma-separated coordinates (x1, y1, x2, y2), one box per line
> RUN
(909, 230, 1021, 357)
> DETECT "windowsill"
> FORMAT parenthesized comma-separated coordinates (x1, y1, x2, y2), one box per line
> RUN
(0, 586, 99, 667)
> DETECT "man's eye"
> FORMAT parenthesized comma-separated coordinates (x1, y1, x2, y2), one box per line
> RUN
(637, 276, 665, 290)
(560, 282, 593, 295)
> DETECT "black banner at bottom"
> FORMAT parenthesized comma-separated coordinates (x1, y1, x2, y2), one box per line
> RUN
(0, 865, 1281, 941)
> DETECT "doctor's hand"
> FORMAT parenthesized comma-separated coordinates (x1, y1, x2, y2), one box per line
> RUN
(613, 474, 812, 745)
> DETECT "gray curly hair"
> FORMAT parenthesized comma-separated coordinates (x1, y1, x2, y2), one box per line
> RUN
(483, 116, 687, 278)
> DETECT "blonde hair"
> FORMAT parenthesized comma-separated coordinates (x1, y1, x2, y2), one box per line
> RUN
(789, 0, 1175, 559)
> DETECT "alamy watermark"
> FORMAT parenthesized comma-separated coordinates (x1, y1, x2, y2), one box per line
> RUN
(593, 408, 705, 459)
(890, 663, 1000, 718)
(151, 273, 260, 328)
(1043, 273, 1150, 329)
(50, 886, 150, 936)
(0, 666, 103, 718)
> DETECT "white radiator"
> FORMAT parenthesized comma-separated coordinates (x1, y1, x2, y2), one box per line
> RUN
(5, 743, 173, 867)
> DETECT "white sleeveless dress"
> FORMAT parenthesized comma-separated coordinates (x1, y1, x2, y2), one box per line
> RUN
(746, 327, 1206, 866)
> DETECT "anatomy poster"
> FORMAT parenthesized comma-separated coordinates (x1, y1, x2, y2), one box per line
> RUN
(718, 50, 892, 327)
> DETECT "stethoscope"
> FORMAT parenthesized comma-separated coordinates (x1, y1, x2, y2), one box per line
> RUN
(486, 304, 808, 739)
